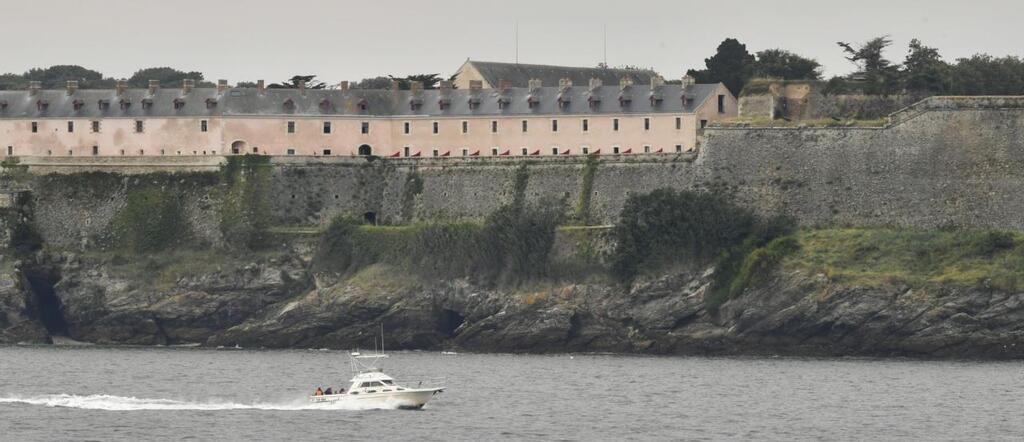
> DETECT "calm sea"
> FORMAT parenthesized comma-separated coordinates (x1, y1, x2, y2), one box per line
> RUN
(0, 346, 1022, 441)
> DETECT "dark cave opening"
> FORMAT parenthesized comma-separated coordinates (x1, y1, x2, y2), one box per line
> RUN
(24, 267, 67, 336)
(438, 309, 465, 338)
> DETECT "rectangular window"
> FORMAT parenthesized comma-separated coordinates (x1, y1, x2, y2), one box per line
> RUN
(521, 148, 528, 156)
(491, 148, 498, 156)
(718, 95, 726, 113)
(6, 146, 12, 156)
(462, 121, 468, 134)
(433, 121, 439, 134)
(675, 117, 682, 130)
(461, 148, 468, 157)
(135, 120, 144, 133)
(675, 144, 682, 153)
(613, 118, 619, 131)
(201, 120, 208, 132)
(67, 150, 73, 156)
(644, 118, 650, 131)
(700, 119, 708, 129)
(31, 122, 38, 133)
(432, 149, 439, 157)
(552, 120, 558, 132)
(286, 148, 295, 155)
(92, 146, 98, 156)
(67, 121, 74, 133)
(644, 145, 651, 153)
(324, 122, 332, 134)
(552, 148, 559, 155)
(287, 121, 296, 133)
(403, 146, 410, 157)
(491, 120, 498, 133)
(521, 120, 528, 132)
(582, 119, 588, 132)
(403, 122, 410, 134)
(323, 149, 332, 155)
(582, 147, 589, 155)
(91, 121, 100, 133)
(613, 146, 620, 154)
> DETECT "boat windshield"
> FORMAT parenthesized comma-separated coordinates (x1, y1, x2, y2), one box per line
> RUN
(381, 380, 394, 385)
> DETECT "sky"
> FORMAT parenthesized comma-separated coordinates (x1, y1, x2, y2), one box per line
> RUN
(1, 0, 1022, 84)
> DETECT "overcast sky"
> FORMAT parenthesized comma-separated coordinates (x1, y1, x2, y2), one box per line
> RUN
(2, 0, 1021, 84)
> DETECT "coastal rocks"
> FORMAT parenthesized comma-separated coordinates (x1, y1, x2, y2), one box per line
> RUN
(0, 270, 49, 344)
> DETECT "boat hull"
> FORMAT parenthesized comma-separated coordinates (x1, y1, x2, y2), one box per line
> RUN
(309, 388, 443, 410)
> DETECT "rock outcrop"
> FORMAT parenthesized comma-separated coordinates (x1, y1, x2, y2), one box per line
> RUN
(7, 251, 1024, 359)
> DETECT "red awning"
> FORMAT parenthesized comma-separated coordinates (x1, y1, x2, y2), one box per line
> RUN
(412, 151, 421, 157)
(389, 151, 401, 157)
(441, 151, 451, 157)
(500, 150, 510, 156)
(622, 148, 632, 154)
(530, 150, 540, 156)
(470, 150, 480, 156)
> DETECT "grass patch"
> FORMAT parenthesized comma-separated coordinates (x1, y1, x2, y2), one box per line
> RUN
(785, 228, 1024, 291)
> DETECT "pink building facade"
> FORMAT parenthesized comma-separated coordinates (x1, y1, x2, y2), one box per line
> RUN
(0, 78, 737, 159)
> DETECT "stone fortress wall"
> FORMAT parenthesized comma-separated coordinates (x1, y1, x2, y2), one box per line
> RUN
(7, 96, 1024, 248)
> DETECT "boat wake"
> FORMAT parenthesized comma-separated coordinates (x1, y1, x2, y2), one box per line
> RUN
(0, 394, 384, 411)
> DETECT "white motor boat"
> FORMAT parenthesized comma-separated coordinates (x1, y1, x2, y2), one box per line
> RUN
(309, 350, 444, 410)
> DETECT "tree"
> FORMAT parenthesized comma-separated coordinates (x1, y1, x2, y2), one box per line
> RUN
(902, 39, 950, 93)
(235, 81, 259, 88)
(837, 36, 901, 95)
(750, 49, 822, 80)
(268, 75, 326, 89)
(352, 76, 392, 90)
(128, 67, 205, 88)
(686, 38, 755, 97)
(948, 55, 1024, 95)
(388, 73, 444, 90)
(0, 73, 28, 90)
(23, 65, 111, 89)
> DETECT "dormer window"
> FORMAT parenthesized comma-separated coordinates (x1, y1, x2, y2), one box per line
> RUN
(438, 97, 450, 110)
(409, 97, 422, 111)
(0, 101, 7, 111)
(319, 98, 332, 110)
(619, 95, 632, 106)
(72, 99, 85, 111)
(557, 97, 570, 109)
(283, 98, 295, 111)
(98, 99, 111, 110)
(36, 100, 49, 111)
(205, 98, 218, 109)
(497, 97, 511, 110)
(119, 99, 131, 110)
(357, 98, 368, 111)
(468, 96, 480, 110)
(588, 96, 601, 109)
(173, 98, 185, 110)
(650, 95, 663, 106)
(527, 95, 539, 109)
(141, 98, 153, 110)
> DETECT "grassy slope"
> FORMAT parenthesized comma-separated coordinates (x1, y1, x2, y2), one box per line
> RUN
(785, 228, 1024, 291)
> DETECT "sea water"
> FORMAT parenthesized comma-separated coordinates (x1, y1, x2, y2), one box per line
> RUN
(1, 346, 1023, 441)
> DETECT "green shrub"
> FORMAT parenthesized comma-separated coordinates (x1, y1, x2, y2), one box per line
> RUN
(111, 183, 190, 253)
(219, 155, 273, 250)
(609, 188, 758, 282)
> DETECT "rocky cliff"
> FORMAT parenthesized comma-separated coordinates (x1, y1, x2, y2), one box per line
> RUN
(4, 242, 1023, 359)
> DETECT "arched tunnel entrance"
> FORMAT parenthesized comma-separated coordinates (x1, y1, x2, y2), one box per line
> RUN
(23, 266, 67, 336)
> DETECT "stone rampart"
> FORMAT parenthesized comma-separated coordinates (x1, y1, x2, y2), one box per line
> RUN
(4, 96, 1024, 248)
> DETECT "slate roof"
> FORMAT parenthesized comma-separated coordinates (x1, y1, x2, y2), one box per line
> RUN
(0, 84, 723, 119)
(462, 60, 658, 88)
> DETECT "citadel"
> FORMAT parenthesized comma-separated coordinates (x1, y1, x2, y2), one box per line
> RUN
(0, 61, 736, 160)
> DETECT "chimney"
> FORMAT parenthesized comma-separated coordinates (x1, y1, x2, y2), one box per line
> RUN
(182, 79, 195, 95)
(217, 79, 228, 94)
(498, 79, 512, 91)
(651, 75, 665, 89)
(558, 78, 572, 90)
(148, 80, 160, 95)
(680, 74, 695, 88)
(298, 79, 306, 96)
(588, 78, 603, 91)
(116, 80, 128, 96)
(66, 80, 79, 96)
(528, 78, 542, 91)
(619, 76, 634, 90)
(468, 80, 483, 91)
(256, 79, 265, 95)
(409, 81, 423, 93)
(438, 80, 452, 91)
(338, 81, 350, 91)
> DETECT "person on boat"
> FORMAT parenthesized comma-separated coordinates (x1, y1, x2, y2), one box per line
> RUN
(324, 387, 333, 395)
(314, 387, 323, 396)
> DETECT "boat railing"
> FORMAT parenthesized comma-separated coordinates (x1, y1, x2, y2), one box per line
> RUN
(396, 376, 447, 388)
